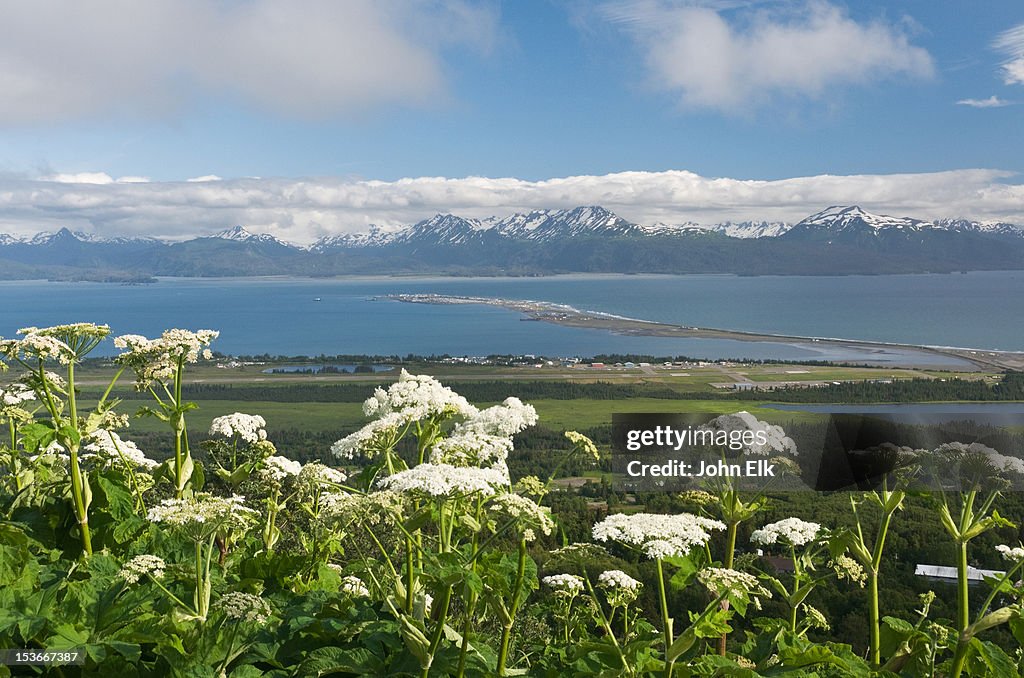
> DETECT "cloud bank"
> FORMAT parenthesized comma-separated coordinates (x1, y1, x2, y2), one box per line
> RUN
(603, 0, 933, 110)
(2, 169, 1023, 244)
(0, 0, 497, 124)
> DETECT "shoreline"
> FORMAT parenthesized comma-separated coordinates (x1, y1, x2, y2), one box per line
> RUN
(388, 293, 1024, 371)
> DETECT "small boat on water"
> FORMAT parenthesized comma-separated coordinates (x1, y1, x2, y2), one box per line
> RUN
(314, 297, 322, 301)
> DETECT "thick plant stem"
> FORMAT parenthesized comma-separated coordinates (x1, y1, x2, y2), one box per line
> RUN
(497, 540, 528, 676)
(717, 519, 738, 655)
(422, 586, 453, 678)
(956, 540, 969, 634)
(868, 570, 880, 665)
(66, 361, 92, 556)
(656, 558, 674, 678)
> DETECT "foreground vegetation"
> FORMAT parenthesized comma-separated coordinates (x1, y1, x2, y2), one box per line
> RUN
(2, 324, 1024, 676)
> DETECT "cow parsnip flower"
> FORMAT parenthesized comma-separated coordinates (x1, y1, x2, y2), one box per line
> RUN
(700, 411, 798, 456)
(592, 512, 726, 560)
(751, 517, 821, 547)
(82, 429, 158, 470)
(296, 462, 348, 497)
(996, 544, 1024, 562)
(488, 492, 554, 541)
(147, 493, 258, 540)
(698, 567, 771, 599)
(260, 455, 302, 484)
(330, 412, 406, 460)
(0, 383, 35, 407)
(456, 397, 538, 437)
(542, 573, 584, 596)
(219, 591, 272, 623)
(114, 329, 218, 388)
(598, 569, 641, 606)
(362, 370, 477, 421)
(118, 554, 166, 584)
(376, 463, 508, 498)
(340, 575, 371, 598)
(430, 432, 514, 470)
(209, 412, 267, 444)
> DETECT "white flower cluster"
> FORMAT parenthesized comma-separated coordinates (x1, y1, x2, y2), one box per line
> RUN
(751, 518, 822, 547)
(456, 397, 538, 437)
(565, 431, 600, 462)
(340, 575, 371, 598)
(118, 554, 166, 584)
(430, 432, 513, 473)
(296, 463, 348, 499)
(996, 544, 1024, 562)
(542, 573, 584, 596)
(318, 490, 404, 528)
(698, 567, 771, 599)
(330, 413, 406, 460)
(209, 413, 267, 444)
(219, 591, 272, 623)
(260, 455, 302, 484)
(114, 329, 218, 387)
(0, 383, 35, 407)
(82, 430, 158, 470)
(362, 370, 477, 422)
(701, 411, 798, 456)
(931, 442, 1024, 476)
(592, 512, 726, 560)
(488, 493, 554, 542)
(597, 569, 642, 597)
(147, 493, 258, 540)
(376, 463, 508, 498)
(3, 332, 75, 364)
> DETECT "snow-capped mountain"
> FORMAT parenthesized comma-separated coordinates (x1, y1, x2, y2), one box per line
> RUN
(786, 205, 1024, 240)
(1, 204, 1023, 278)
(391, 214, 486, 247)
(796, 205, 925, 232)
(211, 225, 295, 247)
(491, 206, 640, 241)
(309, 226, 397, 251)
(934, 218, 1024, 238)
(712, 221, 792, 238)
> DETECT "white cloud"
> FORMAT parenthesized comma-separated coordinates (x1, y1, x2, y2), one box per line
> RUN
(956, 96, 1010, 108)
(0, 1, 497, 124)
(2, 169, 1024, 244)
(603, 0, 933, 110)
(994, 23, 1024, 85)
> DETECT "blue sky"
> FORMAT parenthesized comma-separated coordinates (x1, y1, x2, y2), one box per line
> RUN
(0, 1, 1023, 242)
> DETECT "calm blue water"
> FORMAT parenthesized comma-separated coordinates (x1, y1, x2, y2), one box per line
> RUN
(1, 272, 1021, 364)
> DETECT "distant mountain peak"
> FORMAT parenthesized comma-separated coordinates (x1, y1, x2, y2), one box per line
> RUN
(213, 225, 256, 241)
(211, 225, 294, 247)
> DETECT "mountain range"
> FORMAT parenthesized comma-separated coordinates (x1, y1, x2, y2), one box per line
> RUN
(1, 205, 1022, 280)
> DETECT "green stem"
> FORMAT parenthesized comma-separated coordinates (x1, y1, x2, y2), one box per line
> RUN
(868, 569, 880, 665)
(956, 540, 969, 634)
(718, 518, 739, 655)
(656, 558, 674, 678)
(405, 535, 416, 614)
(219, 622, 240, 676)
(497, 539, 528, 676)
(9, 421, 21, 493)
(421, 586, 453, 678)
